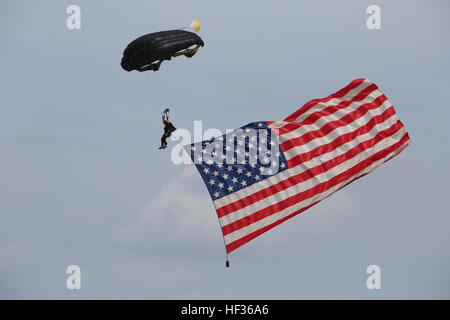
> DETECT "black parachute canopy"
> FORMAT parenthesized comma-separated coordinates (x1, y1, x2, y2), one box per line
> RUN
(120, 29, 204, 72)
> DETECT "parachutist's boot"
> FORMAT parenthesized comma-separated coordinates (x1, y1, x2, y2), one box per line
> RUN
(159, 140, 167, 149)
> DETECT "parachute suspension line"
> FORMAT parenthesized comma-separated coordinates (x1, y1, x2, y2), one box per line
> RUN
(148, 64, 166, 107)
(155, 69, 165, 106)
(144, 72, 162, 107)
(162, 57, 172, 107)
(167, 57, 176, 107)
(161, 58, 174, 107)
(144, 72, 156, 105)
(158, 64, 165, 105)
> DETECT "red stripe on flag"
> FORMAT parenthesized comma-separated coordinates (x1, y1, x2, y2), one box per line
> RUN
(282, 79, 373, 123)
(280, 94, 389, 152)
(274, 83, 380, 136)
(217, 120, 404, 219)
(285, 106, 397, 166)
(224, 132, 410, 253)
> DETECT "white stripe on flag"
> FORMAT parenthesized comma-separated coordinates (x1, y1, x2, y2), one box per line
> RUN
(218, 126, 407, 228)
(214, 113, 400, 210)
(269, 79, 375, 127)
(276, 90, 385, 143)
(223, 132, 409, 245)
(281, 100, 395, 160)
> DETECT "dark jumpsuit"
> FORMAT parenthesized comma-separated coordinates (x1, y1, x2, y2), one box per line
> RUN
(160, 119, 176, 149)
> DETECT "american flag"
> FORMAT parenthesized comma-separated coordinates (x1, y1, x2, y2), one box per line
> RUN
(187, 79, 410, 254)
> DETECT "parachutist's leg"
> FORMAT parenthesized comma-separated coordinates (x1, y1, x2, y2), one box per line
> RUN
(159, 135, 166, 149)
(160, 132, 170, 149)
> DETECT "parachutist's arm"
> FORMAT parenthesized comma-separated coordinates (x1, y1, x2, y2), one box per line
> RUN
(162, 108, 169, 121)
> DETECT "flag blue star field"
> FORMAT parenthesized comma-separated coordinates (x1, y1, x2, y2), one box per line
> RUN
(187, 79, 411, 254)
(188, 121, 288, 200)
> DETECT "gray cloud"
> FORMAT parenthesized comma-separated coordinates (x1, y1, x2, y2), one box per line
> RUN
(114, 166, 223, 256)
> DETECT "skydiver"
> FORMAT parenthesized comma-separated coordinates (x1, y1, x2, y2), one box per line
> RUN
(159, 108, 176, 149)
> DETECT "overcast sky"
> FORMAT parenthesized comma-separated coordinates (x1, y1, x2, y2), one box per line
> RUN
(1, 0, 449, 299)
